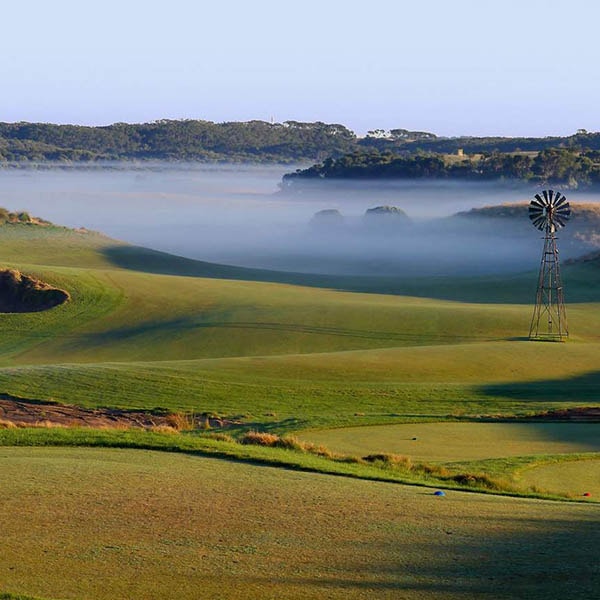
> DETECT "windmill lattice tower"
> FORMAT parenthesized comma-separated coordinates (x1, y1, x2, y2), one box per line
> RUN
(528, 190, 571, 340)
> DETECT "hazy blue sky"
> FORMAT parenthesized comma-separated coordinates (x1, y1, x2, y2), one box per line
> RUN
(2, 0, 598, 136)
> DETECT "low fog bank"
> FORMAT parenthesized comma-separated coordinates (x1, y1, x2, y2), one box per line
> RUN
(189, 211, 592, 277)
(0, 163, 599, 277)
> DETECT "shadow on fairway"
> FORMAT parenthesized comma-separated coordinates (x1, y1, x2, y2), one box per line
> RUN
(56, 314, 501, 353)
(189, 509, 600, 599)
(102, 245, 544, 303)
(478, 370, 600, 405)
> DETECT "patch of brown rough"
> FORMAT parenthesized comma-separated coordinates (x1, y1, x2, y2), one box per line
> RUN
(0, 269, 70, 312)
(527, 407, 600, 422)
(482, 407, 600, 422)
(0, 395, 237, 430)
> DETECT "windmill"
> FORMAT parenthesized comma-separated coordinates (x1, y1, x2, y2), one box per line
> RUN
(528, 190, 571, 340)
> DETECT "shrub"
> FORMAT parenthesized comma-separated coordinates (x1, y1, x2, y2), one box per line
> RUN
(417, 463, 450, 477)
(240, 431, 280, 447)
(165, 412, 195, 431)
(363, 453, 413, 470)
(239, 431, 303, 450)
(303, 443, 335, 459)
(450, 473, 504, 490)
(149, 424, 179, 435)
(34, 419, 65, 428)
(239, 431, 332, 455)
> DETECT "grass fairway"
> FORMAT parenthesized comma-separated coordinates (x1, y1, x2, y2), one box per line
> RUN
(0, 447, 598, 600)
(0, 223, 599, 598)
(300, 422, 600, 497)
(519, 459, 600, 497)
(1, 341, 600, 432)
(301, 422, 600, 461)
(0, 226, 598, 428)
(0, 225, 597, 430)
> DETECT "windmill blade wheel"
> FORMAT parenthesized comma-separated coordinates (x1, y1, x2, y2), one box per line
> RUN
(528, 189, 570, 231)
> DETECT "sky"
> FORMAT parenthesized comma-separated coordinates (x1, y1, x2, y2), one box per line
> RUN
(1, 0, 599, 137)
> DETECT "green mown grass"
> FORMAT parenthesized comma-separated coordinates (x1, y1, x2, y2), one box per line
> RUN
(0, 223, 598, 496)
(0, 225, 123, 269)
(9, 274, 530, 364)
(300, 422, 600, 461)
(518, 457, 600, 497)
(444, 453, 600, 498)
(0, 594, 46, 600)
(0, 341, 599, 432)
(0, 229, 595, 435)
(0, 447, 598, 600)
(1, 223, 600, 598)
(0, 427, 596, 502)
(0, 226, 596, 376)
(0, 226, 598, 373)
(0, 427, 541, 495)
(0, 266, 123, 362)
(299, 422, 600, 498)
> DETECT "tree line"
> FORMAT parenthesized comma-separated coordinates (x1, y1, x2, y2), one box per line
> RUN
(282, 149, 600, 187)
(0, 120, 357, 163)
(1, 119, 600, 164)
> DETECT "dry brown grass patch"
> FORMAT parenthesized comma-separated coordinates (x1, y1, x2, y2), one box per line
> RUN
(240, 431, 282, 447)
(165, 412, 196, 431)
(240, 432, 335, 456)
(363, 453, 413, 469)
(34, 420, 66, 428)
(449, 472, 510, 491)
(149, 424, 180, 435)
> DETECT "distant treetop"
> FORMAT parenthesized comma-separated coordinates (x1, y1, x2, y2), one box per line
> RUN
(0, 119, 598, 164)
(282, 148, 600, 188)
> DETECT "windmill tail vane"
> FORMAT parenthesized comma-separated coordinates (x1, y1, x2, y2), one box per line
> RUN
(528, 189, 570, 340)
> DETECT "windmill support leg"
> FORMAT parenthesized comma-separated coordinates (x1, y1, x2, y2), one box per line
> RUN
(529, 231, 568, 340)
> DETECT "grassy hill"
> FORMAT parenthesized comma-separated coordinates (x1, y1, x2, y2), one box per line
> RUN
(0, 447, 597, 600)
(0, 222, 599, 420)
(0, 219, 598, 599)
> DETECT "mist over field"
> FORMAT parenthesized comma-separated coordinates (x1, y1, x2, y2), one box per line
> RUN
(0, 163, 599, 276)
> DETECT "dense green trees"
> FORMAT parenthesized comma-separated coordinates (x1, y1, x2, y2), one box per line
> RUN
(1, 120, 600, 166)
(357, 129, 600, 155)
(0, 120, 357, 163)
(282, 148, 600, 187)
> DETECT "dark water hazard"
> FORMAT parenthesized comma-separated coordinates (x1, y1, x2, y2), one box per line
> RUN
(1, 163, 600, 276)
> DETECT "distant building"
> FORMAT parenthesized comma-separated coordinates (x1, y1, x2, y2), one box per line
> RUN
(457, 148, 464, 157)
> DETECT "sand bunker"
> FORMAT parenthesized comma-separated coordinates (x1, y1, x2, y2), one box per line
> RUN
(0, 269, 70, 312)
(0, 394, 234, 430)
